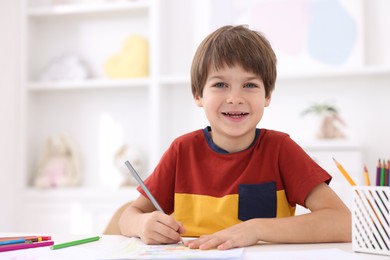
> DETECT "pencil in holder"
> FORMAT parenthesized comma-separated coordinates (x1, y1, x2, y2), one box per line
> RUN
(352, 186, 390, 256)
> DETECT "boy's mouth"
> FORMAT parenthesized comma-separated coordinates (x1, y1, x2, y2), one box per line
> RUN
(222, 112, 249, 118)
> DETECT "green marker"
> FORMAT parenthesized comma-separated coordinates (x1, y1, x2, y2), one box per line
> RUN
(51, 236, 101, 250)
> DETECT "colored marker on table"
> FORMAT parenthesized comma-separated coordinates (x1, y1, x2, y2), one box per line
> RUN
(0, 240, 54, 252)
(0, 238, 26, 246)
(26, 236, 51, 243)
(51, 236, 101, 250)
(0, 236, 51, 242)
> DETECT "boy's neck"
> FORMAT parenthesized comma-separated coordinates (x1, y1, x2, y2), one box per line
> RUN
(207, 127, 259, 153)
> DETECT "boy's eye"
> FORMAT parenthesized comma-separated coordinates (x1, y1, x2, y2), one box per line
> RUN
(244, 83, 257, 88)
(214, 82, 226, 88)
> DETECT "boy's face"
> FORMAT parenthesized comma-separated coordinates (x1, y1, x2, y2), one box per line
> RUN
(194, 64, 271, 151)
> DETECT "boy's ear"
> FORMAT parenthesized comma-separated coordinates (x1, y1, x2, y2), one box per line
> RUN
(265, 93, 272, 107)
(194, 94, 203, 107)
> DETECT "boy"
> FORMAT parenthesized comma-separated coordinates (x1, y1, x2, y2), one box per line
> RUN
(119, 25, 351, 250)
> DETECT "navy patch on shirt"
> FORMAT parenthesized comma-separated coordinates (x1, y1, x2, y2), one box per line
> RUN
(238, 182, 277, 221)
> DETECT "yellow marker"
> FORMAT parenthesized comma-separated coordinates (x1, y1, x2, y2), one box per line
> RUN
(363, 164, 371, 186)
(332, 158, 356, 186)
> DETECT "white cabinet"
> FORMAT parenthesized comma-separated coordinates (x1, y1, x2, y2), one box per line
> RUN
(19, 0, 203, 235)
(16, 188, 140, 235)
(293, 141, 363, 215)
(303, 141, 363, 207)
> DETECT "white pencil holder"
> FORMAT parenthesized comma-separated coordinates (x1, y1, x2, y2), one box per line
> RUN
(352, 186, 390, 256)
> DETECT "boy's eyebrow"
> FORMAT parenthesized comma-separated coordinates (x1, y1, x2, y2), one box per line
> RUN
(207, 75, 262, 81)
(244, 76, 262, 81)
(207, 75, 223, 81)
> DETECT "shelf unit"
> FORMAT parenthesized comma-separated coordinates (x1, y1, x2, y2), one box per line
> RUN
(19, 0, 205, 235)
(23, 0, 154, 190)
(17, 0, 390, 234)
(19, 0, 160, 234)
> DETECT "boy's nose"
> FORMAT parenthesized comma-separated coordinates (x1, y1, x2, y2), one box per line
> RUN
(226, 89, 244, 104)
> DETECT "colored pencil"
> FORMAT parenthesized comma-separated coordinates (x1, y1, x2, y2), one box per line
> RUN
(0, 240, 54, 252)
(380, 159, 386, 186)
(125, 160, 164, 212)
(124, 160, 184, 244)
(333, 158, 356, 186)
(388, 160, 390, 187)
(385, 159, 389, 186)
(51, 236, 100, 250)
(26, 237, 49, 243)
(0, 239, 26, 246)
(376, 159, 381, 186)
(0, 236, 51, 242)
(363, 164, 371, 186)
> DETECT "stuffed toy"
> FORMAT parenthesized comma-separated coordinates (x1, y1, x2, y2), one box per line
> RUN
(39, 53, 89, 82)
(104, 35, 149, 78)
(34, 133, 81, 188)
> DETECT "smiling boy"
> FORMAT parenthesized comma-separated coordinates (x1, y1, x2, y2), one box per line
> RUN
(119, 25, 351, 250)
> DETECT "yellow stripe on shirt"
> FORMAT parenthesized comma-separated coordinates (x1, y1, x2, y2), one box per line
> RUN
(174, 193, 240, 237)
(174, 190, 295, 237)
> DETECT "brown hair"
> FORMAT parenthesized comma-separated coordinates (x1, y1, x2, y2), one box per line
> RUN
(191, 25, 277, 98)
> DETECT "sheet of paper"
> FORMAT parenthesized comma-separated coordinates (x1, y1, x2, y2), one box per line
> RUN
(245, 248, 368, 260)
(99, 237, 243, 259)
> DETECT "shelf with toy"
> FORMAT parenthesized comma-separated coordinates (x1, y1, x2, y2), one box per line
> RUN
(25, 15, 150, 90)
(27, 0, 150, 17)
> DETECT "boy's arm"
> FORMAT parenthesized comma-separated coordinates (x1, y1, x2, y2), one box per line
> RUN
(119, 195, 185, 244)
(185, 183, 351, 250)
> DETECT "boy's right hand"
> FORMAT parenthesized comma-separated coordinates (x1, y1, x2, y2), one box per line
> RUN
(139, 211, 185, 245)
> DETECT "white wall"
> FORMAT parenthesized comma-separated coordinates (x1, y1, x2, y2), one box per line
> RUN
(365, 0, 390, 66)
(0, 0, 21, 231)
(0, 0, 389, 232)
(168, 0, 390, 183)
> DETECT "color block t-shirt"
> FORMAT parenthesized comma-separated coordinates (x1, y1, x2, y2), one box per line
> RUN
(138, 128, 331, 237)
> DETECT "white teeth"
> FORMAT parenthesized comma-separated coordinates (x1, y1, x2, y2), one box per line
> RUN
(222, 112, 248, 118)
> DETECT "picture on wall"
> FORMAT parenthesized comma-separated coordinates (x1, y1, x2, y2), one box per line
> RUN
(205, 0, 364, 74)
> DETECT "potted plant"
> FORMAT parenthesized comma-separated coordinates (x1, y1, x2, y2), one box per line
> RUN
(301, 102, 346, 139)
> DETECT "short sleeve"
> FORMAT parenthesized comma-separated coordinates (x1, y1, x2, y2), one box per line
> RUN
(278, 137, 332, 207)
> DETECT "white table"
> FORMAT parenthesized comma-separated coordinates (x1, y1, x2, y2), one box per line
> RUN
(0, 234, 388, 259)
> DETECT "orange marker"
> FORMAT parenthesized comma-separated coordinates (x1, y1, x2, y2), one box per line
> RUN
(333, 158, 356, 186)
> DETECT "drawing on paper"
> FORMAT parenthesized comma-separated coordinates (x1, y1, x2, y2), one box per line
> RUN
(100, 237, 243, 259)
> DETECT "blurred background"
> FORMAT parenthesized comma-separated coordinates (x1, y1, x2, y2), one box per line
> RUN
(1, 0, 389, 235)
